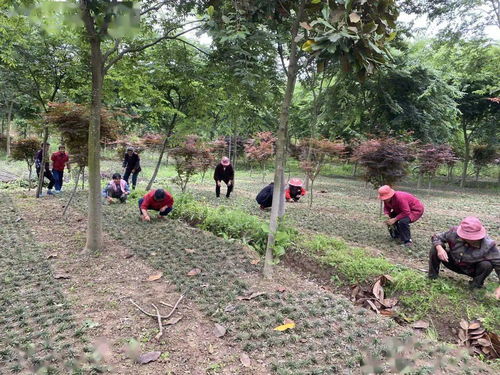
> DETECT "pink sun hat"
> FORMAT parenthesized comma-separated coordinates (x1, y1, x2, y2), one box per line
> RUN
(378, 185, 395, 200)
(221, 156, 230, 166)
(457, 216, 487, 241)
(289, 178, 303, 187)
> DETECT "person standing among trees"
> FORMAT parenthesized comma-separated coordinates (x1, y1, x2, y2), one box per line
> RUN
(35, 143, 55, 196)
(122, 147, 141, 190)
(51, 145, 70, 193)
(138, 188, 174, 221)
(102, 173, 130, 203)
(429, 216, 500, 299)
(285, 178, 307, 202)
(378, 185, 424, 247)
(214, 156, 234, 198)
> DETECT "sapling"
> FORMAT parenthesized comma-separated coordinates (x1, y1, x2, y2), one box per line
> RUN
(244, 132, 276, 182)
(417, 144, 456, 189)
(471, 144, 497, 185)
(10, 137, 40, 190)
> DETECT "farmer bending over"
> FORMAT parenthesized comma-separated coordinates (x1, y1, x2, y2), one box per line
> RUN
(214, 156, 234, 198)
(285, 178, 306, 202)
(139, 188, 174, 221)
(102, 173, 130, 203)
(429, 216, 500, 299)
(256, 182, 274, 210)
(378, 185, 424, 247)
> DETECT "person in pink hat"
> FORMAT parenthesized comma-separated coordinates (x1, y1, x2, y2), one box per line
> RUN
(378, 185, 424, 247)
(213, 156, 234, 198)
(429, 217, 500, 298)
(285, 178, 307, 203)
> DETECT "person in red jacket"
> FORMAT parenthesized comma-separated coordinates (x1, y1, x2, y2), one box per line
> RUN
(51, 145, 70, 192)
(285, 178, 307, 202)
(138, 189, 174, 221)
(378, 185, 424, 247)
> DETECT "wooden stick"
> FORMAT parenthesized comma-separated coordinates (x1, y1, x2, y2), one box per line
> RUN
(159, 301, 173, 308)
(152, 303, 163, 340)
(164, 294, 184, 319)
(130, 294, 184, 320)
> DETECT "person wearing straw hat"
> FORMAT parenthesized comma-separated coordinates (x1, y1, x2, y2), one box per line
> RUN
(378, 185, 424, 247)
(285, 178, 307, 203)
(429, 217, 500, 298)
(213, 156, 234, 198)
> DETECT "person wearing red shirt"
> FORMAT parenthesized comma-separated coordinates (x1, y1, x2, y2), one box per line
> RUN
(51, 145, 70, 192)
(285, 178, 307, 202)
(138, 189, 174, 221)
(378, 185, 424, 247)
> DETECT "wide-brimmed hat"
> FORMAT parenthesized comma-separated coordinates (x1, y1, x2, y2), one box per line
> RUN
(289, 178, 303, 187)
(378, 185, 395, 200)
(457, 216, 486, 241)
(221, 157, 230, 166)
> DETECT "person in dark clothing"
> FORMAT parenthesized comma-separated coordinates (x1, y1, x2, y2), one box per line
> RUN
(35, 143, 55, 195)
(256, 182, 274, 210)
(285, 178, 307, 202)
(138, 188, 174, 221)
(102, 173, 130, 203)
(429, 217, 500, 299)
(122, 147, 141, 189)
(214, 156, 234, 198)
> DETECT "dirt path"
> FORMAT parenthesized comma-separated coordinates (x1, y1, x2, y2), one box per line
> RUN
(9, 191, 495, 374)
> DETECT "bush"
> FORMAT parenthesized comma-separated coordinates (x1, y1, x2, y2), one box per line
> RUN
(10, 137, 41, 190)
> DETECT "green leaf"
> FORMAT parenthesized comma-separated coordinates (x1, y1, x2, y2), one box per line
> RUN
(207, 5, 214, 16)
(311, 0, 322, 4)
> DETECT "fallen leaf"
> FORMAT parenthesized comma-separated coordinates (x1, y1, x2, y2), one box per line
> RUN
(477, 338, 492, 347)
(46, 253, 58, 259)
(240, 353, 251, 367)
(276, 286, 286, 293)
(213, 323, 226, 338)
(366, 299, 379, 313)
(372, 280, 384, 301)
(274, 322, 295, 331)
(250, 259, 260, 265)
(184, 248, 195, 254)
(458, 329, 467, 342)
(469, 321, 481, 330)
(54, 273, 71, 279)
(351, 285, 360, 299)
(164, 316, 182, 325)
(299, 21, 312, 30)
(208, 344, 214, 354)
(379, 309, 395, 317)
(481, 347, 491, 355)
(147, 272, 163, 281)
(187, 268, 201, 276)
(236, 292, 266, 301)
(412, 320, 429, 329)
(380, 298, 398, 308)
(283, 318, 295, 325)
(138, 351, 161, 364)
(460, 319, 469, 330)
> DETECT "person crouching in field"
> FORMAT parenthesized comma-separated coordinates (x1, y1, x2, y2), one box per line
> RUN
(256, 182, 274, 210)
(285, 178, 306, 203)
(139, 188, 174, 221)
(214, 156, 234, 198)
(429, 217, 500, 299)
(378, 185, 424, 247)
(102, 173, 130, 203)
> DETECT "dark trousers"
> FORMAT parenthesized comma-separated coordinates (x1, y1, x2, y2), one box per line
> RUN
(215, 179, 233, 197)
(138, 198, 172, 216)
(107, 188, 127, 202)
(428, 247, 494, 288)
(52, 170, 64, 191)
(389, 212, 412, 243)
(123, 169, 139, 188)
(36, 167, 55, 190)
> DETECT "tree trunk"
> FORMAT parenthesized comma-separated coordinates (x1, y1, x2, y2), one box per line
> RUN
(63, 166, 83, 216)
(263, 0, 305, 279)
(417, 172, 422, 189)
(460, 121, 470, 188)
(309, 179, 314, 208)
(232, 133, 237, 169)
(146, 135, 169, 191)
(28, 164, 33, 191)
(85, 37, 104, 252)
(36, 127, 49, 198)
(278, 169, 285, 219)
(352, 162, 358, 177)
(81, 167, 85, 190)
(6, 100, 14, 157)
(447, 165, 454, 183)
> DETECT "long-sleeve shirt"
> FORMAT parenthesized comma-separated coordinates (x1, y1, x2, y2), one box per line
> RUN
(285, 187, 306, 201)
(140, 189, 174, 211)
(122, 152, 141, 172)
(35, 150, 50, 172)
(432, 227, 500, 279)
(51, 151, 69, 172)
(213, 164, 234, 181)
(101, 180, 130, 197)
(383, 191, 424, 222)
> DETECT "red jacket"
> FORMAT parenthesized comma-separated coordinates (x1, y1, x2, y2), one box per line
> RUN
(51, 151, 69, 171)
(140, 190, 174, 211)
(383, 191, 424, 222)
